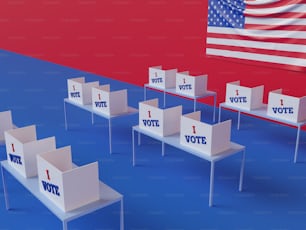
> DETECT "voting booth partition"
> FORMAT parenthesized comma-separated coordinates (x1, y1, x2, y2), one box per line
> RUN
(148, 66, 177, 89)
(139, 98, 182, 137)
(267, 89, 306, 123)
(225, 81, 264, 111)
(92, 84, 128, 115)
(4, 125, 56, 178)
(180, 111, 231, 155)
(67, 77, 99, 105)
(37, 146, 100, 212)
(0, 110, 14, 141)
(175, 72, 208, 97)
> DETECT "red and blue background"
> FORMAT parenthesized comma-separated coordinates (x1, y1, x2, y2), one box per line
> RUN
(0, 1, 306, 229)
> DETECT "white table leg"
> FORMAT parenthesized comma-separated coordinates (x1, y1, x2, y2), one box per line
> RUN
(162, 141, 165, 157)
(109, 119, 112, 154)
(237, 111, 241, 130)
(62, 220, 67, 230)
(218, 105, 222, 123)
(294, 126, 301, 163)
(239, 149, 246, 192)
(63, 100, 68, 130)
(132, 128, 136, 166)
(91, 112, 94, 125)
(1, 165, 10, 210)
(163, 90, 166, 108)
(213, 94, 217, 122)
(120, 198, 124, 230)
(209, 161, 215, 207)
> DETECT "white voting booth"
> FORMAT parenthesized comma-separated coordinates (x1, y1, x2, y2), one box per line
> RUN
(37, 146, 100, 212)
(4, 125, 56, 178)
(180, 111, 231, 155)
(92, 84, 128, 115)
(67, 77, 99, 105)
(0, 110, 14, 142)
(225, 81, 264, 111)
(267, 89, 306, 123)
(175, 72, 208, 97)
(148, 66, 177, 89)
(139, 98, 182, 137)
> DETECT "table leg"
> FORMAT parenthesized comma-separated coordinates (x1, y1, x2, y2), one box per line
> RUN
(1, 165, 10, 210)
(294, 126, 301, 163)
(62, 220, 67, 230)
(209, 161, 215, 207)
(163, 90, 166, 108)
(109, 119, 112, 154)
(237, 111, 241, 130)
(239, 149, 246, 192)
(91, 112, 94, 125)
(138, 131, 141, 146)
(218, 105, 222, 123)
(193, 98, 196, 112)
(162, 141, 165, 157)
(63, 100, 68, 130)
(132, 129, 136, 166)
(120, 198, 124, 230)
(213, 94, 217, 122)
(144, 86, 147, 100)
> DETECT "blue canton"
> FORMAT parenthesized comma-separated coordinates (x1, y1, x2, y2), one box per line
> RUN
(208, 0, 245, 28)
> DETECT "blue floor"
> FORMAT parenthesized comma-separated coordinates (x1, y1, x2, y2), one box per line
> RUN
(0, 49, 306, 230)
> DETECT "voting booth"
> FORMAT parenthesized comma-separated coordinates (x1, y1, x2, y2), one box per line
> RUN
(0, 110, 14, 142)
(175, 72, 208, 97)
(180, 111, 231, 155)
(37, 146, 100, 212)
(148, 66, 177, 89)
(92, 84, 128, 115)
(67, 77, 99, 105)
(4, 125, 56, 178)
(139, 98, 182, 137)
(267, 89, 306, 123)
(225, 81, 264, 111)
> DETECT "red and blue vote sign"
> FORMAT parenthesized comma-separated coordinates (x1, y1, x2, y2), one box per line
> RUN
(8, 143, 23, 165)
(41, 169, 61, 197)
(184, 125, 207, 145)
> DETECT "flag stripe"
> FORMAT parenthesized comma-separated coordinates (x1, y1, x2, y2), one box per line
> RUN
(207, 37, 306, 54)
(206, 48, 306, 67)
(246, 17, 306, 25)
(245, 24, 306, 31)
(207, 31, 306, 45)
(245, 4, 306, 15)
(206, 42, 306, 59)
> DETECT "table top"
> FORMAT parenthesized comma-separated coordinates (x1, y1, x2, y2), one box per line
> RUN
(144, 84, 216, 100)
(64, 98, 138, 119)
(220, 102, 306, 127)
(1, 160, 122, 222)
(133, 126, 245, 162)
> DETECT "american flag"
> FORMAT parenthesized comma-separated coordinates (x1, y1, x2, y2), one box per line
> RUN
(206, 0, 306, 72)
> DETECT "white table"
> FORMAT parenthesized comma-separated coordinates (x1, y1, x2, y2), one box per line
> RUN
(144, 84, 217, 122)
(132, 126, 246, 207)
(1, 160, 124, 230)
(218, 103, 306, 163)
(64, 98, 138, 154)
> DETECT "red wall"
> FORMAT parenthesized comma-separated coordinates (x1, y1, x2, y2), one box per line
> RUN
(1, 1, 305, 104)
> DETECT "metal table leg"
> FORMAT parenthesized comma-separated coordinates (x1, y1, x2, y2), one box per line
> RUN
(239, 149, 246, 192)
(209, 161, 215, 207)
(1, 165, 10, 210)
(63, 100, 68, 130)
(294, 126, 301, 163)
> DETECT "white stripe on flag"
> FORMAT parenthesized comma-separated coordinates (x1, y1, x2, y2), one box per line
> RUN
(244, 4, 306, 14)
(206, 48, 306, 67)
(207, 37, 306, 53)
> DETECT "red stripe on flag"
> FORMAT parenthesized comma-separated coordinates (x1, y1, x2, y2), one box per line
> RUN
(246, 0, 306, 9)
(245, 24, 306, 31)
(244, 12, 306, 18)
